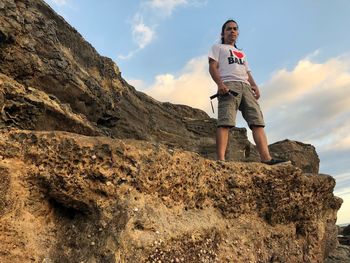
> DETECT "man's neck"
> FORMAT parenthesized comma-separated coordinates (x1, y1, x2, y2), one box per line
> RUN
(224, 42, 235, 46)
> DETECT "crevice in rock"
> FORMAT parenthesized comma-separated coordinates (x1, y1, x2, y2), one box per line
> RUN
(0, 30, 15, 45)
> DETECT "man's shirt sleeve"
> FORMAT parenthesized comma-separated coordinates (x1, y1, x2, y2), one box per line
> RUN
(208, 44, 220, 62)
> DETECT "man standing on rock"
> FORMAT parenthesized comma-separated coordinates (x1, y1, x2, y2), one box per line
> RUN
(208, 19, 287, 165)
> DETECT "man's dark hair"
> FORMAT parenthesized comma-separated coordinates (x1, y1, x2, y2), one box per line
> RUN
(221, 19, 238, 48)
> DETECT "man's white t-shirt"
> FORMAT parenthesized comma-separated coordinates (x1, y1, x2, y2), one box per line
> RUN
(208, 44, 251, 84)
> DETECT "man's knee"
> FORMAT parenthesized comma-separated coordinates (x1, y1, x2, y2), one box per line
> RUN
(250, 124, 265, 131)
(217, 125, 231, 130)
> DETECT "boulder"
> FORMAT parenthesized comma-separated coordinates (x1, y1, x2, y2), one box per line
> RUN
(325, 245, 350, 263)
(343, 224, 350, 236)
(269, 139, 320, 174)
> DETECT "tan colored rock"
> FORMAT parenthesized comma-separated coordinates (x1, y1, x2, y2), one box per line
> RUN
(269, 139, 320, 174)
(0, 73, 100, 135)
(0, 130, 342, 262)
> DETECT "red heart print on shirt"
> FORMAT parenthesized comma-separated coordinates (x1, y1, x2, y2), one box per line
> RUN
(233, 51, 244, 59)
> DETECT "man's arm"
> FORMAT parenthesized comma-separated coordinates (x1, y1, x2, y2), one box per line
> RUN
(247, 71, 260, 100)
(209, 58, 229, 95)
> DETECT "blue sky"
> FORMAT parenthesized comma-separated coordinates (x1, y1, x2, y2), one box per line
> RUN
(45, 0, 350, 224)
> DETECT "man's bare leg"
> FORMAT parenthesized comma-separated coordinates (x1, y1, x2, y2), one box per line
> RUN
(252, 126, 271, 162)
(216, 127, 229, 161)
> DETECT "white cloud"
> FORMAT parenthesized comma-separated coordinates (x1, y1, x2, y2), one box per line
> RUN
(148, 0, 207, 16)
(334, 173, 350, 225)
(118, 14, 156, 60)
(48, 0, 68, 6)
(132, 21, 155, 49)
(144, 56, 216, 114)
(260, 54, 350, 151)
(127, 79, 147, 90)
(148, 0, 188, 16)
(262, 57, 350, 111)
(118, 50, 138, 60)
(334, 172, 350, 190)
(335, 190, 350, 225)
(119, 0, 205, 59)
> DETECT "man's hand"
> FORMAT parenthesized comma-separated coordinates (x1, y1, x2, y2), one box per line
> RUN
(251, 85, 260, 100)
(218, 82, 229, 95)
(209, 59, 229, 95)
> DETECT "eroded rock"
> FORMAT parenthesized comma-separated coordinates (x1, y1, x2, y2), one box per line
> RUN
(0, 130, 343, 262)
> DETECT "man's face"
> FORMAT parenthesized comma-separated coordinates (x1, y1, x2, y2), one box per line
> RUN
(223, 22, 239, 45)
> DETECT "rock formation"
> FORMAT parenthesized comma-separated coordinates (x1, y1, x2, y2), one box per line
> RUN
(0, 130, 343, 262)
(0, 0, 346, 262)
(326, 224, 350, 263)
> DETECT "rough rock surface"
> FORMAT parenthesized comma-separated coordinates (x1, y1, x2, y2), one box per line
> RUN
(0, 0, 346, 262)
(269, 140, 320, 174)
(0, 73, 100, 135)
(325, 245, 350, 263)
(0, 130, 342, 262)
(342, 225, 350, 236)
(325, 225, 350, 262)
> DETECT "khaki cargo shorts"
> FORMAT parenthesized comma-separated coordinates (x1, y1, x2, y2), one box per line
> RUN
(217, 81, 265, 128)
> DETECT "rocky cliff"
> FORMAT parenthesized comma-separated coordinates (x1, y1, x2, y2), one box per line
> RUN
(0, 0, 346, 262)
(0, 130, 343, 262)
